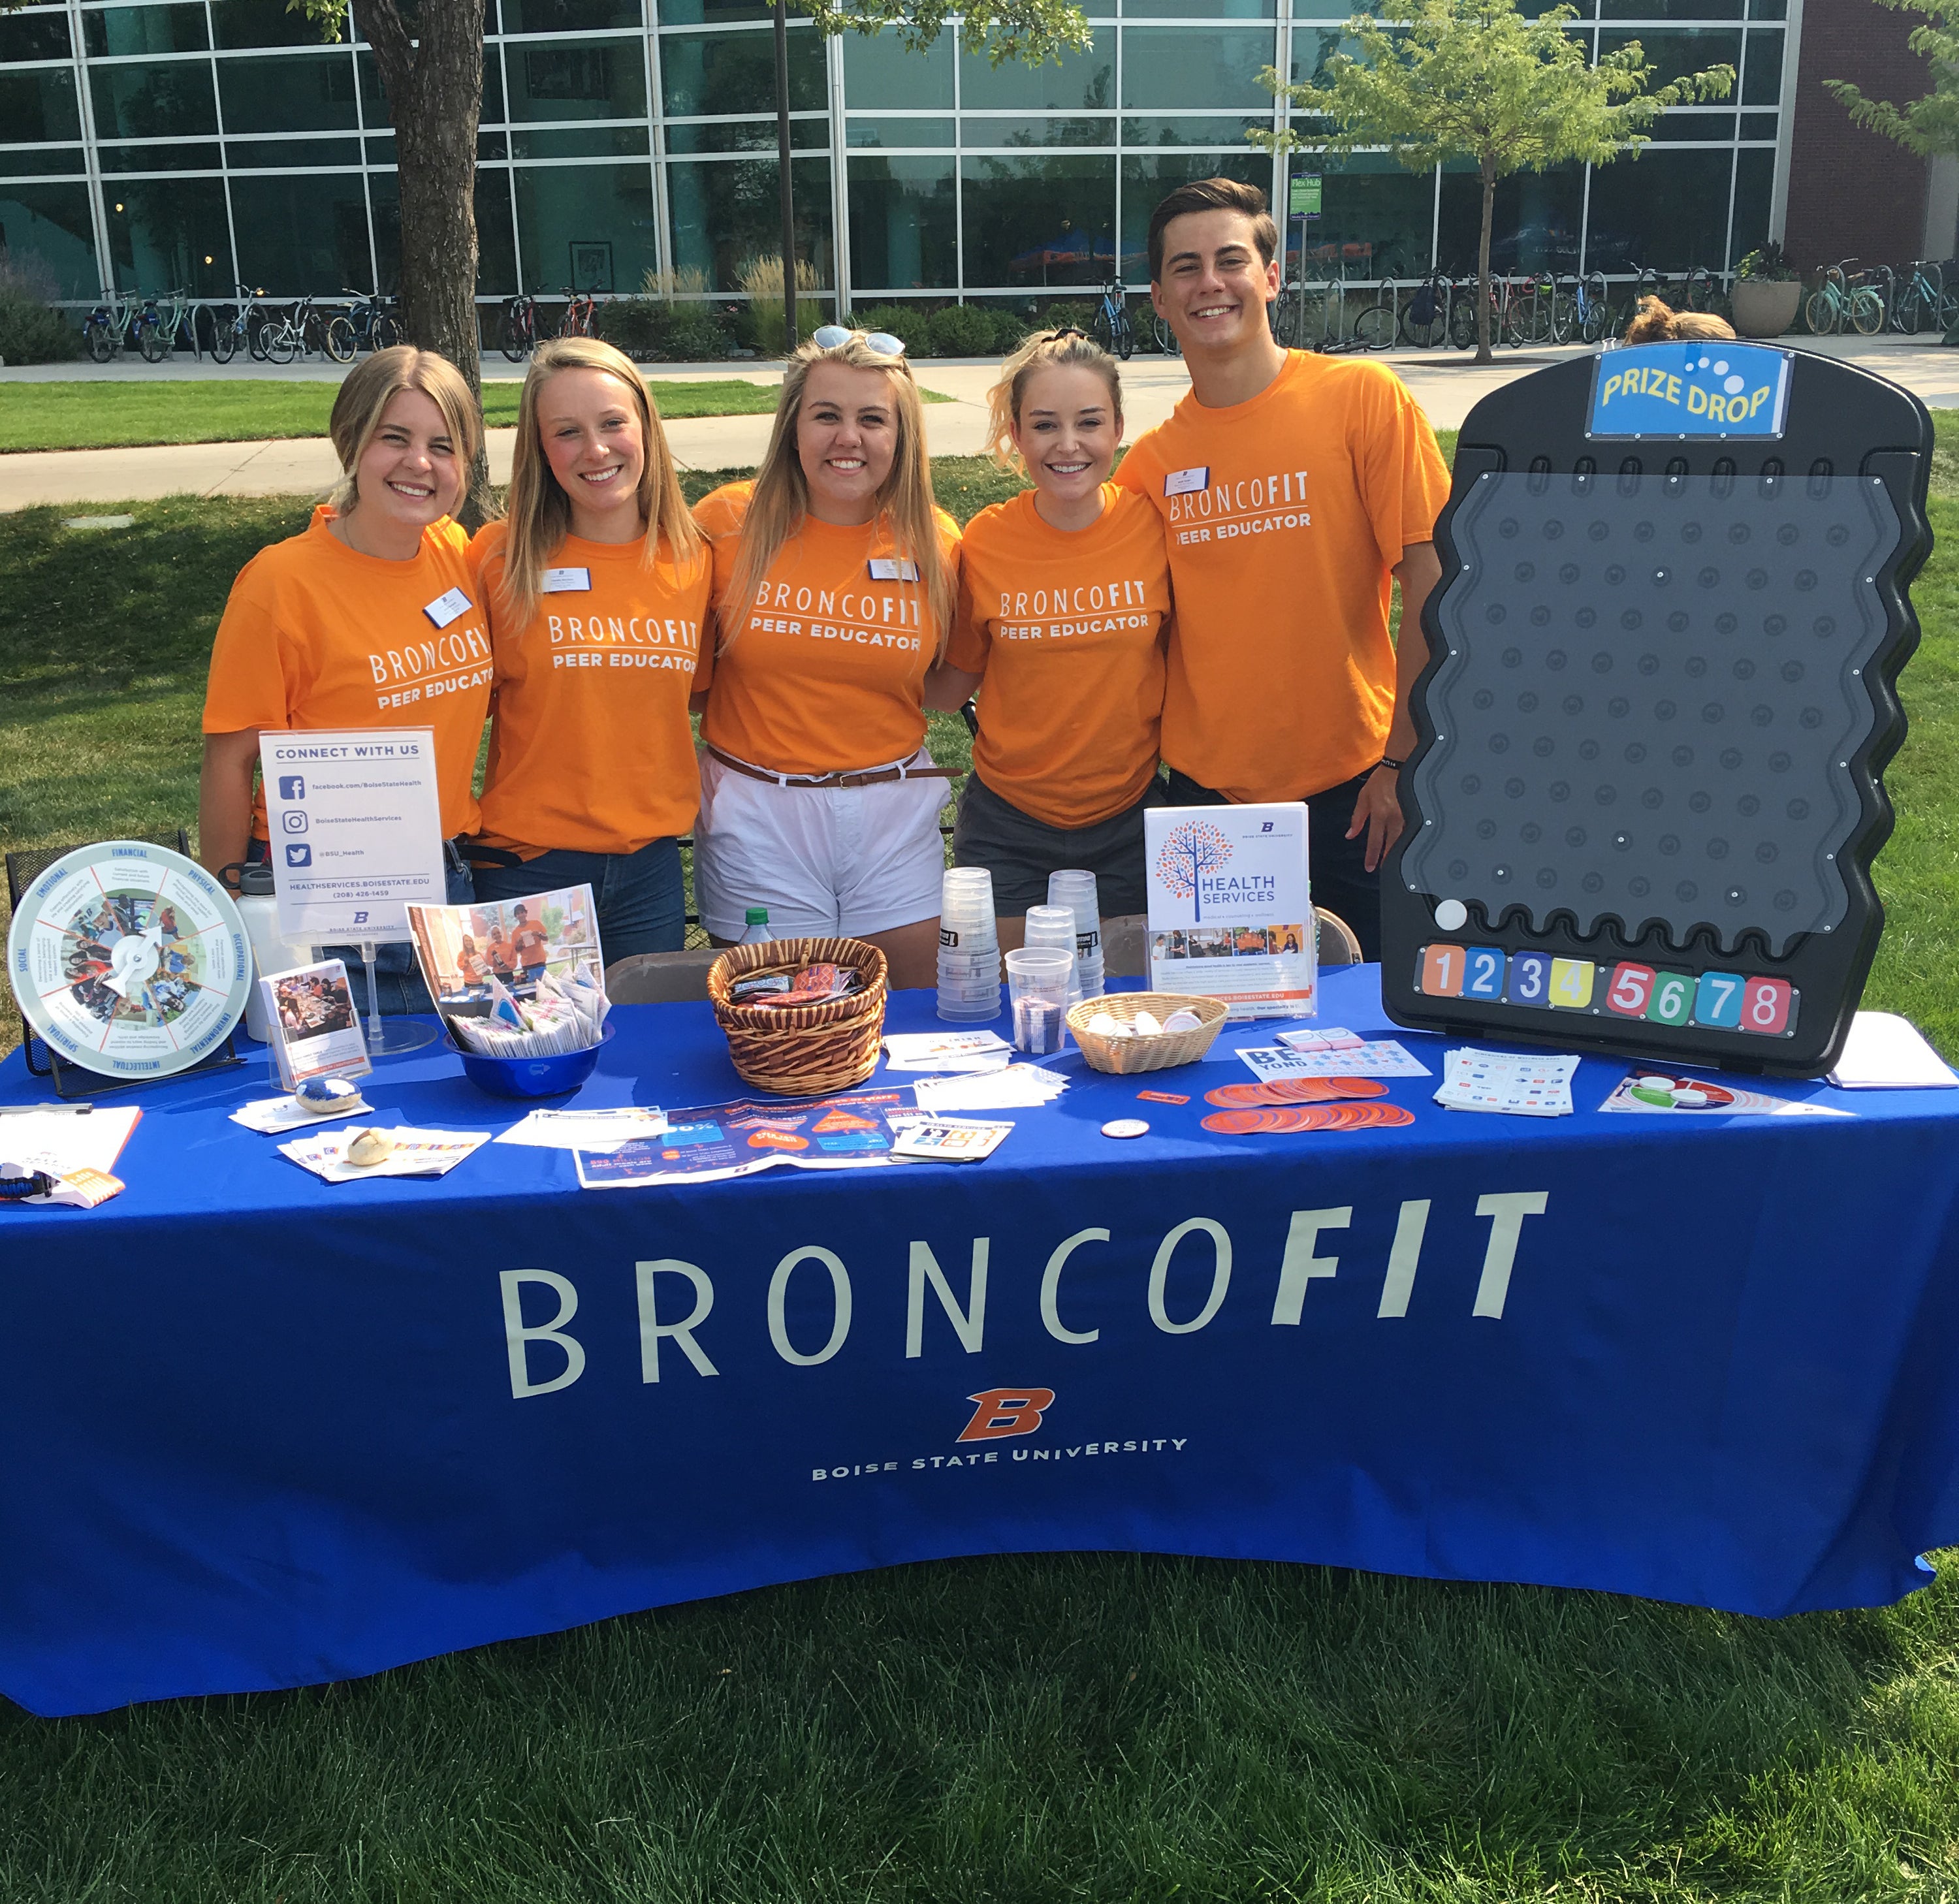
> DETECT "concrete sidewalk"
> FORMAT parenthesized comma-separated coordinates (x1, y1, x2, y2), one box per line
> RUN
(2, 334, 1951, 513)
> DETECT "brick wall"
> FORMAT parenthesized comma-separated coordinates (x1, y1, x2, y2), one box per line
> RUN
(1784, 0, 1935, 267)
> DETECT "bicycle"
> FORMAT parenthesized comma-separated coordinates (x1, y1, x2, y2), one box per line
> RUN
(82, 286, 135, 363)
(556, 286, 599, 341)
(1451, 272, 1518, 351)
(254, 294, 330, 364)
(143, 286, 195, 361)
(1089, 278, 1134, 360)
(1399, 270, 1452, 348)
(1562, 270, 1612, 345)
(501, 289, 539, 361)
(1504, 268, 1557, 347)
(1152, 307, 1181, 356)
(326, 289, 403, 358)
(1891, 258, 1957, 334)
(1804, 259, 1885, 337)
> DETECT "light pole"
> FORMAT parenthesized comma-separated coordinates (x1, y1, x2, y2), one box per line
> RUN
(773, 0, 798, 353)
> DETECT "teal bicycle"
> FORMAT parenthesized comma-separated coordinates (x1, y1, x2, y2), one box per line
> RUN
(1804, 259, 1886, 337)
(1090, 278, 1135, 361)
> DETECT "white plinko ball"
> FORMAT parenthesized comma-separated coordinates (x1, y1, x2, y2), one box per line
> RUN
(1434, 898, 1469, 932)
(346, 1128, 394, 1167)
(1133, 1010, 1163, 1036)
(1161, 1009, 1203, 1032)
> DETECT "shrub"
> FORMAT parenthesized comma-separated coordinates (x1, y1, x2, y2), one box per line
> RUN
(595, 296, 661, 358)
(921, 302, 995, 358)
(653, 302, 729, 362)
(738, 255, 827, 358)
(846, 302, 926, 348)
(0, 247, 79, 364)
(1040, 298, 1095, 333)
(987, 308, 1030, 352)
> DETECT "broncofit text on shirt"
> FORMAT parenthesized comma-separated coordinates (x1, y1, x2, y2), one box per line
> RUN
(995, 577, 1154, 641)
(547, 612, 703, 672)
(746, 580, 925, 652)
(1166, 467, 1312, 547)
(368, 618, 493, 710)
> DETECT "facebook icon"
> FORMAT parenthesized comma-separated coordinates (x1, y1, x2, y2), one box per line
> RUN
(279, 774, 305, 801)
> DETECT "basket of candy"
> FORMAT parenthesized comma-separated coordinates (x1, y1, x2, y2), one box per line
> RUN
(1066, 991, 1227, 1074)
(707, 938, 889, 1094)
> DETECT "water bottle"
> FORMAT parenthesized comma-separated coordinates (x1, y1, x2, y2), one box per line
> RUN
(739, 906, 774, 945)
(236, 863, 299, 1043)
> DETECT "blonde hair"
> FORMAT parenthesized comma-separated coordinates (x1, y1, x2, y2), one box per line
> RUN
(983, 328, 1124, 473)
(489, 336, 704, 628)
(328, 345, 481, 520)
(1623, 295, 1737, 345)
(724, 330, 954, 656)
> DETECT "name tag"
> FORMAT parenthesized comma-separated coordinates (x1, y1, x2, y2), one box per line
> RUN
(1164, 467, 1209, 498)
(541, 567, 592, 594)
(868, 558, 919, 582)
(423, 586, 473, 628)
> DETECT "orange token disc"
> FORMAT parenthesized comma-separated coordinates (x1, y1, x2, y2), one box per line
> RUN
(1204, 1083, 1275, 1107)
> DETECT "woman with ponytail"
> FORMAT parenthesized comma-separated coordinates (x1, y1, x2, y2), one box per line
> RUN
(926, 327, 1172, 934)
(692, 325, 960, 989)
(468, 336, 710, 959)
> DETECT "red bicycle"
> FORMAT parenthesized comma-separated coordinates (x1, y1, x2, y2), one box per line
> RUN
(556, 287, 598, 339)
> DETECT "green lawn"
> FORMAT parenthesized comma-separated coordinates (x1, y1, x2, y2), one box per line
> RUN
(3, 433, 1959, 1901)
(0, 376, 951, 454)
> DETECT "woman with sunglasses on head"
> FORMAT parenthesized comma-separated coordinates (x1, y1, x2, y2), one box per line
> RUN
(199, 344, 490, 1012)
(692, 324, 961, 990)
(467, 336, 710, 960)
(925, 328, 1172, 946)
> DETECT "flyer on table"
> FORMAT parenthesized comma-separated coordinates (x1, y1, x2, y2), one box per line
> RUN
(259, 958, 372, 1093)
(1145, 802, 1316, 1019)
(258, 727, 447, 943)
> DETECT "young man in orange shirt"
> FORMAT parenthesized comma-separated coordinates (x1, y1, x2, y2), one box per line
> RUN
(1115, 177, 1451, 960)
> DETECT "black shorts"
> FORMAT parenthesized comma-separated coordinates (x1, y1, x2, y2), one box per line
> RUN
(1162, 766, 1382, 962)
(951, 771, 1163, 917)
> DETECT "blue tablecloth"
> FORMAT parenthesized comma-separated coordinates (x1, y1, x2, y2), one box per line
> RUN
(6, 966, 1959, 1717)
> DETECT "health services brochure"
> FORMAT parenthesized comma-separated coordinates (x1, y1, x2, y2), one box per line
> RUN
(1145, 802, 1316, 1019)
(575, 1089, 917, 1188)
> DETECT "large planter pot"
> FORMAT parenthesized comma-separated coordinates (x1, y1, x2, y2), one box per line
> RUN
(1731, 279, 1802, 338)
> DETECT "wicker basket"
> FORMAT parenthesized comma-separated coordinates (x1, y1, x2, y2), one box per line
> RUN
(1066, 991, 1228, 1074)
(707, 936, 889, 1095)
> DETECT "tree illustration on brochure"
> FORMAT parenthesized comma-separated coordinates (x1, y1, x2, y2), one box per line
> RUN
(1156, 821, 1234, 922)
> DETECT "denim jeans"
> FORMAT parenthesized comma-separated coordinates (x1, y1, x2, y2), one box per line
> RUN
(470, 836, 686, 966)
(247, 840, 474, 1016)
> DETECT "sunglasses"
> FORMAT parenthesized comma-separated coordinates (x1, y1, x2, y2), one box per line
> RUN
(812, 323, 906, 357)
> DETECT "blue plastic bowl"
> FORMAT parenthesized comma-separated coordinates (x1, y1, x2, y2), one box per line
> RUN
(443, 1021, 614, 1098)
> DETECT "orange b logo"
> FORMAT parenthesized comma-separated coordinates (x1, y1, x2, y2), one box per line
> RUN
(958, 1387, 1056, 1442)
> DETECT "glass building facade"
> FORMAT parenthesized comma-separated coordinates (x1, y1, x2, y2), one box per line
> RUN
(0, 0, 1794, 313)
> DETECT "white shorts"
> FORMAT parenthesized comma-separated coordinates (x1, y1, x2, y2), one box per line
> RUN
(694, 747, 951, 942)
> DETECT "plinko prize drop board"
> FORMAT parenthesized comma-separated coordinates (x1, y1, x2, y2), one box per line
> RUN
(1384, 342, 1933, 1075)
(7, 840, 253, 1079)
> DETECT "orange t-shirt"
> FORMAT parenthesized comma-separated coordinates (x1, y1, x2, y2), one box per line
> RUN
(694, 481, 961, 776)
(468, 522, 714, 857)
(948, 484, 1170, 830)
(202, 505, 492, 840)
(1114, 349, 1450, 804)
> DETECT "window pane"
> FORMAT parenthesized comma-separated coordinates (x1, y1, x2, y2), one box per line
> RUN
(513, 123, 649, 156)
(1584, 146, 1732, 271)
(1740, 110, 1776, 139)
(1301, 152, 1433, 277)
(513, 161, 656, 293)
(225, 136, 361, 167)
(1748, 0, 1786, 18)
(845, 116, 955, 149)
(1121, 27, 1277, 110)
(1729, 146, 1772, 266)
(0, 146, 87, 176)
(657, 0, 769, 21)
(509, 37, 646, 119)
(1602, 0, 1742, 15)
(227, 170, 373, 293)
(1438, 160, 1582, 273)
(848, 153, 955, 291)
(219, 52, 358, 132)
(665, 153, 834, 291)
(358, 47, 505, 125)
(0, 182, 97, 296)
(1597, 27, 1741, 89)
(1124, 0, 1273, 16)
(84, 5, 207, 56)
(1121, 148, 1265, 281)
(502, 0, 641, 30)
(367, 167, 518, 297)
(963, 153, 1114, 287)
(0, 69, 82, 142)
(90, 61, 217, 138)
(104, 175, 230, 293)
(961, 28, 1110, 111)
(961, 114, 1113, 146)
(210, 0, 333, 48)
(1291, 24, 1368, 86)
(664, 118, 828, 153)
(101, 139, 221, 170)
(1121, 115, 1267, 145)
(660, 25, 823, 116)
(841, 25, 953, 112)
(1741, 27, 1783, 102)
(0, 8, 71, 59)
(1642, 110, 1736, 140)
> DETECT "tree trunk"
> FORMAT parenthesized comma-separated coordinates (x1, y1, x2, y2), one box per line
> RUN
(362, 0, 491, 524)
(1476, 159, 1495, 367)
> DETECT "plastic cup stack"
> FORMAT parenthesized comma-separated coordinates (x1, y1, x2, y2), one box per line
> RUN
(937, 866, 1002, 1021)
(1023, 904, 1083, 1013)
(1047, 869, 1105, 1002)
(1005, 947, 1073, 1055)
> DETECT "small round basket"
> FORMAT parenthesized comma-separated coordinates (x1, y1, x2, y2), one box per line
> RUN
(707, 936, 889, 1095)
(1066, 991, 1228, 1074)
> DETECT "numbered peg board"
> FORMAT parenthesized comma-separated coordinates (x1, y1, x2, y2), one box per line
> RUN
(1382, 343, 1932, 1076)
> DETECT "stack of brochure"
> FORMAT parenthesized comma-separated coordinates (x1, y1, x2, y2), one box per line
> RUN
(882, 1030, 1012, 1073)
(912, 1063, 1069, 1114)
(1432, 1048, 1580, 1117)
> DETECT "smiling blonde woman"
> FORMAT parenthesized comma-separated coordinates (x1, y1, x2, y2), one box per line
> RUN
(466, 336, 710, 961)
(690, 326, 961, 989)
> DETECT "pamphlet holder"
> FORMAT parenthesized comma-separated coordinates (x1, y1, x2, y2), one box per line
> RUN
(359, 938, 434, 1055)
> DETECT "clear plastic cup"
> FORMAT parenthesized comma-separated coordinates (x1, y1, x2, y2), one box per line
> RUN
(1046, 868, 1104, 998)
(1023, 903, 1082, 1009)
(1005, 947, 1072, 1054)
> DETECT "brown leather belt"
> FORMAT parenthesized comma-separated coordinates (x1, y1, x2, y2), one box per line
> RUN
(707, 745, 956, 789)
